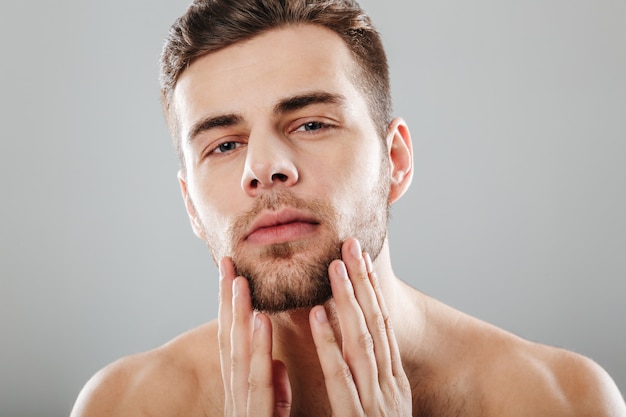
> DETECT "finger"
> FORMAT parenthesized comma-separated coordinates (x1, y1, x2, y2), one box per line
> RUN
(248, 313, 279, 416)
(365, 252, 406, 381)
(344, 240, 393, 382)
(272, 360, 292, 417)
(231, 276, 254, 416)
(329, 245, 377, 404)
(309, 305, 361, 415)
(348, 245, 395, 379)
(218, 257, 236, 410)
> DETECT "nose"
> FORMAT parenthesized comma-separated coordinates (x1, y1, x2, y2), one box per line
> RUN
(241, 131, 299, 196)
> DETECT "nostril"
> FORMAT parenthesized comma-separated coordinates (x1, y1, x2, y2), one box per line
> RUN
(250, 178, 259, 188)
(272, 173, 288, 183)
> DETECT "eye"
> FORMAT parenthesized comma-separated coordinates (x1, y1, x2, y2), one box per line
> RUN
(213, 141, 239, 154)
(294, 121, 328, 133)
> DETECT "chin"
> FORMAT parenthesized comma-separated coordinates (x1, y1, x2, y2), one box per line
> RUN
(234, 241, 339, 313)
(250, 286, 334, 314)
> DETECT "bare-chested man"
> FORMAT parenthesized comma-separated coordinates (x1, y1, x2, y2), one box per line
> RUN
(70, 1, 626, 416)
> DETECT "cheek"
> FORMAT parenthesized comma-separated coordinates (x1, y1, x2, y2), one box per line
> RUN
(313, 153, 382, 214)
(189, 160, 244, 201)
(187, 176, 236, 234)
(335, 146, 383, 190)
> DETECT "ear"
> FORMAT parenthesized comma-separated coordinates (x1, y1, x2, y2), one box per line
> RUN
(178, 169, 206, 240)
(385, 117, 414, 204)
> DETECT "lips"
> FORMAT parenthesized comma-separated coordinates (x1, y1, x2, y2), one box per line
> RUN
(244, 208, 320, 245)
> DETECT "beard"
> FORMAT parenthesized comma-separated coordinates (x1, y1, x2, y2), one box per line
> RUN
(201, 164, 391, 313)
(228, 189, 341, 313)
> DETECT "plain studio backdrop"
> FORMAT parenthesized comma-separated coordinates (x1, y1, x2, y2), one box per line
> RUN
(0, 0, 624, 415)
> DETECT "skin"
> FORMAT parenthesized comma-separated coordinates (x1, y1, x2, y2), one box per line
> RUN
(70, 25, 626, 417)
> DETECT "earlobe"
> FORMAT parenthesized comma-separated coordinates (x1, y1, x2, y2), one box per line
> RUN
(178, 169, 206, 240)
(386, 118, 414, 204)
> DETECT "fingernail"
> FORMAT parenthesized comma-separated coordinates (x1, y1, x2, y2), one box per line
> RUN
(349, 239, 362, 259)
(232, 279, 239, 297)
(335, 261, 349, 280)
(315, 307, 328, 323)
(254, 314, 262, 330)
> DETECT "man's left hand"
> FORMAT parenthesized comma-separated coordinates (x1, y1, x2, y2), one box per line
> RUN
(309, 238, 413, 416)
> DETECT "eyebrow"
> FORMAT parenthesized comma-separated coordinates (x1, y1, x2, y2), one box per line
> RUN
(273, 91, 346, 114)
(187, 113, 243, 143)
(186, 91, 345, 143)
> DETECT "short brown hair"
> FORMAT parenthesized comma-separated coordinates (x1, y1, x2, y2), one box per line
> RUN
(160, 0, 391, 163)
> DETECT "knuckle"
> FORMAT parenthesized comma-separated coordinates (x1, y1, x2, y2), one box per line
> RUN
(356, 263, 369, 281)
(247, 376, 272, 393)
(357, 330, 375, 354)
(229, 355, 243, 371)
(323, 331, 338, 346)
(329, 362, 353, 382)
(396, 372, 412, 392)
(381, 310, 391, 327)
(314, 321, 339, 346)
(370, 271, 382, 289)
(369, 389, 409, 417)
(218, 337, 229, 353)
(368, 310, 387, 335)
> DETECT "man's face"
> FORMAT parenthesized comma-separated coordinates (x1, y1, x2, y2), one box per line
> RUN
(174, 25, 391, 312)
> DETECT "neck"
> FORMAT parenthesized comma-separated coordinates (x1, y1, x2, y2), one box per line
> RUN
(269, 308, 329, 414)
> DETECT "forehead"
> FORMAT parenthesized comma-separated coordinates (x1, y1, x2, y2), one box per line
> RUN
(173, 24, 367, 135)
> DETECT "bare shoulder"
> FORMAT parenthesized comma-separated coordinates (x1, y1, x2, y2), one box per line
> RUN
(475, 323, 626, 416)
(70, 321, 224, 417)
(411, 296, 625, 417)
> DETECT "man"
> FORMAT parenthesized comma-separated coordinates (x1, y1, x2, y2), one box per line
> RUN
(71, 0, 626, 416)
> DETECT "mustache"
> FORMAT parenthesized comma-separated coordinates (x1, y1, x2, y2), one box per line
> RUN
(227, 188, 337, 244)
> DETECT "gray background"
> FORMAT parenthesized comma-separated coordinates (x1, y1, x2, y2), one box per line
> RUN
(1, 0, 624, 416)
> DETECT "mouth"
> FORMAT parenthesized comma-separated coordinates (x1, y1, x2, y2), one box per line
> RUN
(244, 208, 320, 246)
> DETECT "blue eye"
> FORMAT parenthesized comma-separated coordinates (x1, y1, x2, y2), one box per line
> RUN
(295, 121, 330, 133)
(216, 142, 238, 153)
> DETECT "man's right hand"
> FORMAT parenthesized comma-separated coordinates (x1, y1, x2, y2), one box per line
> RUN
(218, 257, 292, 417)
